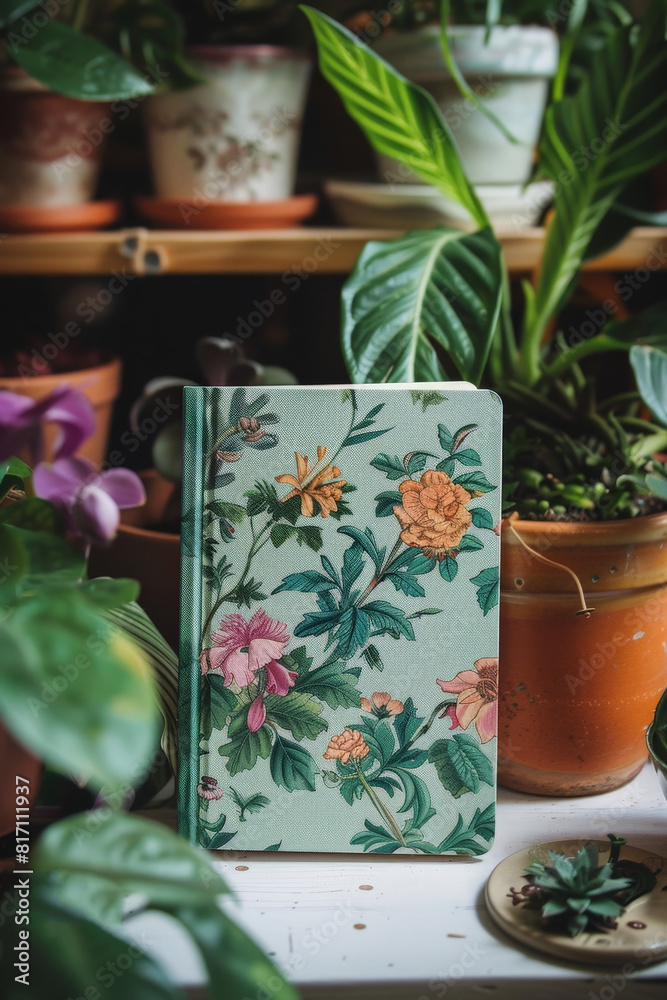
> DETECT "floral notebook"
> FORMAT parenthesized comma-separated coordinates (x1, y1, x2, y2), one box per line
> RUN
(179, 384, 502, 855)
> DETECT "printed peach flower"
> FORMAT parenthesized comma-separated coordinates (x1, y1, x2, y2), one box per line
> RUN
(437, 657, 498, 744)
(197, 776, 224, 801)
(323, 729, 370, 765)
(200, 608, 295, 693)
(275, 446, 346, 518)
(393, 469, 472, 559)
(360, 691, 404, 718)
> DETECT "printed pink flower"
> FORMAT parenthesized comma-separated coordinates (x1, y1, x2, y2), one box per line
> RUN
(247, 695, 268, 733)
(360, 691, 404, 718)
(197, 776, 224, 801)
(200, 608, 295, 693)
(33, 455, 145, 546)
(0, 385, 95, 464)
(437, 657, 498, 744)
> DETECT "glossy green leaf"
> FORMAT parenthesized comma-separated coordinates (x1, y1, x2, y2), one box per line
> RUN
(301, 6, 486, 226)
(270, 733, 318, 792)
(531, 11, 667, 351)
(0, 592, 159, 790)
(0, 890, 183, 1000)
(630, 345, 667, 426)
(6, 523, 85, 584)
(80, 577, 141, 608)
(0, 496, 64, 534)
(10, 19, 155, 100)
(0, 522, 28, 604)
(101, 0, 203, 90)
(37, 812, 229, 913)
(342, 227, 503, 385)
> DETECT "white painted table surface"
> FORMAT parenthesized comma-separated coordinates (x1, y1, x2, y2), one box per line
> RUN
(126, 764, 667, 999)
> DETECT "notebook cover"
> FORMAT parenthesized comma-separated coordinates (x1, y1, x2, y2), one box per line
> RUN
(179, 384, 501, 855)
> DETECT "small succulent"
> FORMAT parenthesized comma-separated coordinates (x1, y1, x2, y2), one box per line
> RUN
(517, 835, 656, 938)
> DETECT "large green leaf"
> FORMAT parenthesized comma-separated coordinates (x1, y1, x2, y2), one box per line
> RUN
(0, 890, 183, 1000)
(37, 812, 229, 919)
(219, 712, 273, 776)
(300, 6, 487, 227)
(9, 19, 155, 100)
(0, 592, 159, 790)
(342, 226, 503, 384)
(295, 660, 361, 709)
(529, 10, 667, 362)
(630, 345, 667, 426)
(428, 734, 494, 798)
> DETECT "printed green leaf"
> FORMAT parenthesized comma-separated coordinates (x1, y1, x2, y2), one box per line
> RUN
(451, 448, 482, 467)
(406, 452, 430, 476)
(205, 501, 247, 524)
(470, 507, 495, 530)
(206, 675, 238, 731)
(428, 734, 494, 799)
(208, 830, 237, 850)
(273, 570, 337, 594)
(436, 458, 456, 476)
(335, 606, 371, 657)
(375, 490, 404, 517)
(219, 714, 273, 776)
(338, 525, 385, 571)
(341, 542, 365, 596)
(385, 571, 425, 598)
(270, 734, 318, 792)
(270, 523, 323, 552)
(294, 609, 345, 639)
(395, 769, 436, 828)
(279, 646, 313, 676)
(264, 843, 282, 851)
(363, 601, 415, 641)
(437, 804, 495, 854)
(471, 566, 500, 615)
(456, 535, 484, 553)
(342, 428, 393, 447)
(360, 644, 384, 672)
(439, 556, 458, 582)
(393, 697, 423, 747)
(264, 691, 327, 741)
(438, 425, 454, 452)
(370, 453, 407, 480)
(454, 471, 497, 494)
(297, 661, 361, 709)
(411, 390, 448, 411)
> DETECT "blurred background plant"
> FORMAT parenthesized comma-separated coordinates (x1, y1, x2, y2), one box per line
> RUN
(0, 384, 298, 1000)
(302, 0, 667, 522)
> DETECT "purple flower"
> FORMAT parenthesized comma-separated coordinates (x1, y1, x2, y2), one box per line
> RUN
(0, 386, 95, 464)
(34, 456, 145, 547)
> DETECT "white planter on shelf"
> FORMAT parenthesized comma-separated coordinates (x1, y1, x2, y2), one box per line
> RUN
(144, 46, 311, 203)
(373, 25, 559, 186)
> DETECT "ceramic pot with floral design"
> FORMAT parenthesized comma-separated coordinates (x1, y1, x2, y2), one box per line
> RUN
(498, 512, 667, 796)
(143, 46, 311, 204)
(0, 70, 109, 206)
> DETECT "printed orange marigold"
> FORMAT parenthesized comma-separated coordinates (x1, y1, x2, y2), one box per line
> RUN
(393, 469, 472, 558)
(323, 728, 370, 765)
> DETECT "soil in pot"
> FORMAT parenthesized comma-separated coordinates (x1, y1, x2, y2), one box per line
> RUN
(498, 513, 667, 796)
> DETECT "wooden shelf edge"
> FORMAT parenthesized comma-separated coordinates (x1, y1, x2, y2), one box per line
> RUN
(0, 226, 664, 276)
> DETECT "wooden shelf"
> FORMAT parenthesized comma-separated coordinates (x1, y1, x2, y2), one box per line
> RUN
(0, 226, 664, 276)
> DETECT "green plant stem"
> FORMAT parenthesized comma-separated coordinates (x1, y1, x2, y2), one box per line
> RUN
(540, 335, 630, 382)
(355, 539, 405, 607)
(354, 759, 407, 847)
(200, 517, 272, 644)
(385, 700, 451, 770)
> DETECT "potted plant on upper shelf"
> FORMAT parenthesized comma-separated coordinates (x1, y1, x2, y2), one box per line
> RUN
(139, 0, 320, 228)
(0, 0, 195, 229)
(302, 1, 667, 797)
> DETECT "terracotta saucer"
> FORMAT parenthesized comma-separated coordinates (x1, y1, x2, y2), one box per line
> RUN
(135, 193, 317, 230)
(486, 839, 667, 966)
(0, 200, 122, 233)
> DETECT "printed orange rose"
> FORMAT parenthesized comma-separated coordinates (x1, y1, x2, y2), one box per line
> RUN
(323, 728, 370, 765)
(393, 469, 472, 558)
(275, 445, 346, 518)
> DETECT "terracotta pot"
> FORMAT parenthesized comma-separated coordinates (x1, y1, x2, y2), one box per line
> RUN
(89, 470, 181, 650)
(0, 70, 109, 207)
(0, 357, 122, 468)
(143, 46, 311, 203)
(0, 722, 41, 837)
(498, 512, 667, 796)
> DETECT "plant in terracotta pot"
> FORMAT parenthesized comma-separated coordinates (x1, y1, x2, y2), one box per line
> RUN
(89, 337, 297, 649)
(0, 384, 298, 1000)
(303, 2, 667, 796)
(140, 0, 317, 225)
(0, 0, 194, 224)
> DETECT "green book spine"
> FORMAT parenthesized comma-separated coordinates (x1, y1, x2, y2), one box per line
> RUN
(178, 386, 204, 842)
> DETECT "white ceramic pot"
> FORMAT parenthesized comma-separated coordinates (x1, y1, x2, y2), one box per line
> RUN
(374, 25, 559, 186)
(144, 46, 311, 203)
(0, 71, 109, 206)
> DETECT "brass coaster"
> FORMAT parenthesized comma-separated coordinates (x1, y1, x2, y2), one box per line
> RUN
(486, 840, 667, 966)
